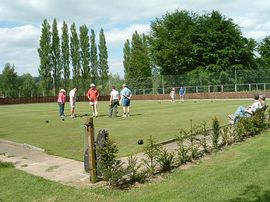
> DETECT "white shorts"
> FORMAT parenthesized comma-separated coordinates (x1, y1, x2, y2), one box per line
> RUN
(90, 101, 97, 106)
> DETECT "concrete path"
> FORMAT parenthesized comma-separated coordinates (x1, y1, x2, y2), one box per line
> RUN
(0, 139, 180, 188)
(0, 140, 92, 188)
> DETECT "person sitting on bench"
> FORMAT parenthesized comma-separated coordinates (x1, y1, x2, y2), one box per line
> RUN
(259, 94, 266, 108)
(228, 94, 265, 124)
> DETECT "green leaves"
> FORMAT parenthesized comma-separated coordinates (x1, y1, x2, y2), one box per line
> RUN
(149, 10, 256, 75)
(98, 28, 109, 93)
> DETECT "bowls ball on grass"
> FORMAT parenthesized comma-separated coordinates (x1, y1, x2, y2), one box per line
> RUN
(137, 139, 144, 145)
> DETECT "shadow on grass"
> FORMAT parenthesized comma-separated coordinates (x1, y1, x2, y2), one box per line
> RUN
(63, 113, 143, 118)
(228, 185, 270, 202)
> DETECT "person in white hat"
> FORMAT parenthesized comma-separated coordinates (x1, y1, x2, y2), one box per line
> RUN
(86, 83, 99, 117)
(57, 89, 66, 118)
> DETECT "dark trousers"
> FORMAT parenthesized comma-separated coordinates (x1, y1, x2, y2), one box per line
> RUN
(109, 100, 119, 117)
(58, 103, 65, 117)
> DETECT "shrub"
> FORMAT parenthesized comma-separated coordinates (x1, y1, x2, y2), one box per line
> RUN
(96, 138, 124, 186)
(212, 117, 220, 151)
(221, 125, 230, 147)
(264, 108, 270, 127)
(157, 148, 175, 172)
(126, 154, 146, 183)
(0, 161, 14, 168)
(252, 109, 267, 133)
(142, 136, 161, 176)
(200, 121, 210, 153)
(176, 129, 191, 165)
(235, 118, 247, 142)
(188, 120, 201, 159)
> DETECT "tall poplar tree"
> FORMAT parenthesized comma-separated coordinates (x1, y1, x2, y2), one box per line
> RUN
(123, 39, 131, 81)
(70, 22, 81, 90)
(61, 21, 70, 89)
(38, 19, 52, 95)
(79, 25, 91, 92)
(128, 31, 151, 89)
(98, 28, 109, 92)
(90, 29, 99, 84)
(51, 18, 61, 95)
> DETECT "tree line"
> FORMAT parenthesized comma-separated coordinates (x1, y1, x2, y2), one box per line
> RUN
(2, 10, 270, 97)
(0, 19, 114, 97)
(123, 10, 270, 90)
(38, 19, 109, 96)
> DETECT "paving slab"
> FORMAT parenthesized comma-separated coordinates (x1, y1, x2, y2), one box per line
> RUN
(0, 139, 93, 188)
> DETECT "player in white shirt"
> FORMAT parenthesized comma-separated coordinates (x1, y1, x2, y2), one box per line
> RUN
(69, 88, 77, 118)
(109, 86, 120, 117)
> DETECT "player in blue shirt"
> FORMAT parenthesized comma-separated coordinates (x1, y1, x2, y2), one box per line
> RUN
(120, 84, 132, 117)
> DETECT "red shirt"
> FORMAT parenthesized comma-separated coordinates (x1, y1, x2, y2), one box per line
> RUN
(87, 88, 99, 102)
(57, 92, 66, 104)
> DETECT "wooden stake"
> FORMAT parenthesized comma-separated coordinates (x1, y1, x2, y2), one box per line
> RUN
(85, 117, 97, 183)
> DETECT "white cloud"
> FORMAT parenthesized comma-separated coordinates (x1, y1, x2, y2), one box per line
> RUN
(0, 25, 40, 76)
(108, 58, 124, 78)
(106, 24, 150, 45)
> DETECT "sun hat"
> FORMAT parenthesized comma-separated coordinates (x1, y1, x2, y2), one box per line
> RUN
(90, 83, 95, 87)
(259, 94, 266, 101)
(122, 84, 126, 87)
(60, 89, 66, 92)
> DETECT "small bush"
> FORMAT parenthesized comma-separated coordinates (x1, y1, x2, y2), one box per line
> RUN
(212, 117, 220, 150)
(221, 125, 230, 147)
(142, 136, 161, 176)
(235, 119, 246, 142)
(264, 108, 270, 127)
(187, 120, 201, 159)
(96, 138, 124, 186)
(157, 148, 175, 172)
(200, 121, 210, 153)
(0, 161, 14, 168)
(126, 154, 145, 183)
(176, 130, 191, 165)
(252, 109, 267, 133)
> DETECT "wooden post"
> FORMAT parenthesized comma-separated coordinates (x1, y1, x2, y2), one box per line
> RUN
(85, 117, 97, 183)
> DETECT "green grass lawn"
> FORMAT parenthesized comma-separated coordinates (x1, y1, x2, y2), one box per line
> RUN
(1, 131, 270, 201)
(0, 99, 253, 159)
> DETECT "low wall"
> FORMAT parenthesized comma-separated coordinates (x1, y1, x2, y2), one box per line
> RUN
(0, 92, 269, 105)
(0, 95, 110, 105)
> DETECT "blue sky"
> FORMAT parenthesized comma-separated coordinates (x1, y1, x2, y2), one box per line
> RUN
(0, 0, 270, 78)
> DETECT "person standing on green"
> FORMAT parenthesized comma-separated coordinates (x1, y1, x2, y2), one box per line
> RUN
(69, 88, 77, 118)
(120, 84, 132, 117)
(108, 86, 120, 117)
(179, 86, 185, 101)
(57, 89, 66, 118)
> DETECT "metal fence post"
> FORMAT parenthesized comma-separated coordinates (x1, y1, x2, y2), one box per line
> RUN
(162, 75, 165, 94)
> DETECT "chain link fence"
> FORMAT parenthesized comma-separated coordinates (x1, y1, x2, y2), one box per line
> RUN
(123, 69, 270, 95)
